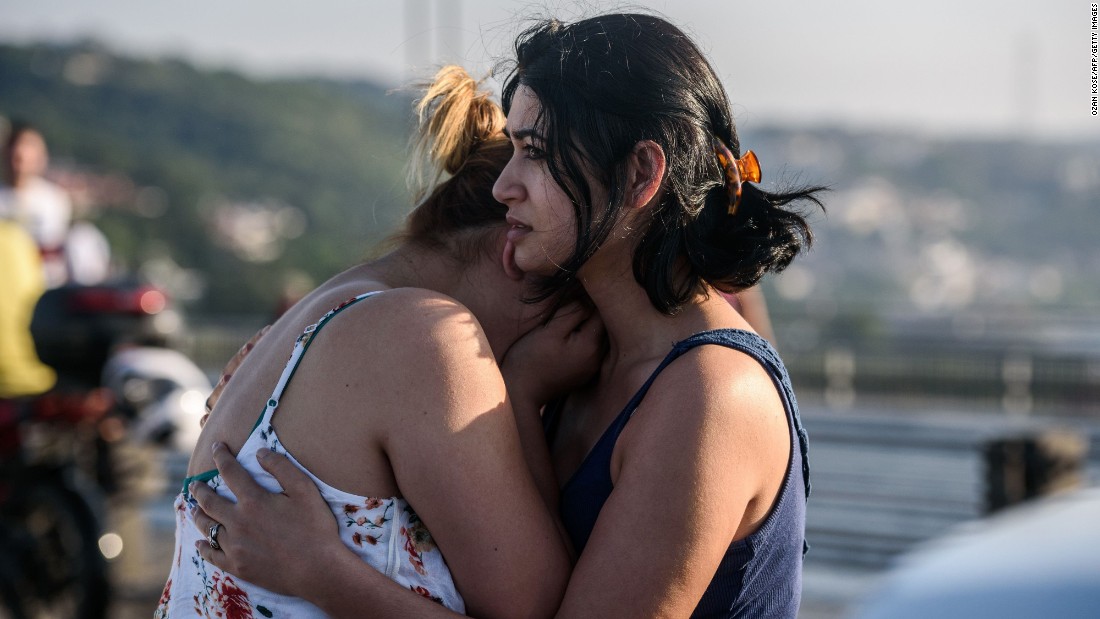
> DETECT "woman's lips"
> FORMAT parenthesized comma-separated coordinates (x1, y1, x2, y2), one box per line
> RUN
(503, 215, 530, 280)
(505, 223, 530, 243)
(505, 215, 531, 241)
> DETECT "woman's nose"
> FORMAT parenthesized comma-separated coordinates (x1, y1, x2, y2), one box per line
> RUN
(492, 157, 523, 205)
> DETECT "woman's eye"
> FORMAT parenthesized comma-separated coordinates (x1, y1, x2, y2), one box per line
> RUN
(523, 144, 545, 160)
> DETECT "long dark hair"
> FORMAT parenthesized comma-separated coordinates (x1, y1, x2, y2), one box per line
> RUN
(2, 120, 41, 186)
(501, 13, 825, 314)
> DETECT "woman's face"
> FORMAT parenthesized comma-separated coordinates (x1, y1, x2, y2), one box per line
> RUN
(492, 86, 578, 279)
(6, 130, 48, 183)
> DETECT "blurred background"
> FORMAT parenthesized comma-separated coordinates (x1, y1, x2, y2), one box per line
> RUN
(0, 0, 1097, 617)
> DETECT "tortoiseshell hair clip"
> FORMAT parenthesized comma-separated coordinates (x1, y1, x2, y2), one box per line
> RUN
(712, 137, 761, 216)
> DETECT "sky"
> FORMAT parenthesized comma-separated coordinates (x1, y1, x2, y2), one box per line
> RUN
(1, 0, 1097, 140)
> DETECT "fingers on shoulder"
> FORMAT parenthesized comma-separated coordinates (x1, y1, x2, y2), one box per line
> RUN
(255, 448, 316, 495)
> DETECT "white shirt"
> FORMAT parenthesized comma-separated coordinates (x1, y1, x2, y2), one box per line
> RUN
(0, 178, 74, 287)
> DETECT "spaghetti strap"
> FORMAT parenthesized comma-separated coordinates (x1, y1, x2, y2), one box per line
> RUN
(668, 330, 809, 499)
(557, 328, 810, 554)
(181, 291, 384, 497)
(162, 287, 467, 616)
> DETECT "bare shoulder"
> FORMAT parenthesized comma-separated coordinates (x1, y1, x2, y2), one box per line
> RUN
(623, 343, 789, 476)
(304, 286, 491, 361)
(649, 344, 784, 425)
(299, 286, 502, 419)
(612, 342, 791, 530)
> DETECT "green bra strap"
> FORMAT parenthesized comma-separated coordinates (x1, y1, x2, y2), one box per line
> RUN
(181, 403, 267, 499)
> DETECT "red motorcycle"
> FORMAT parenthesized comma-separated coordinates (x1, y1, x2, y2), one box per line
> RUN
(0, 392, 113, 619)
(1, 280, 209, 618)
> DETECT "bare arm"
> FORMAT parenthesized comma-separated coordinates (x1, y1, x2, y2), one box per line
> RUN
(190, 296, 789, 616)
(500, 301, 604, 514)
(191, 292, 600, 618)
(195, 343, 787, 618)
(201, 325, 270, 427)
(379, 295, 571, 617)
(551, 346, 791, 617)
(194, 445, 464, 618)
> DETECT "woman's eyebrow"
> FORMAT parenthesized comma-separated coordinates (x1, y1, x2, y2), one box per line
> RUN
(504, 126, 544, 141)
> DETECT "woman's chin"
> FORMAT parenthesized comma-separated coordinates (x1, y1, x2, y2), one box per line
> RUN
(506, 239, 570, 279)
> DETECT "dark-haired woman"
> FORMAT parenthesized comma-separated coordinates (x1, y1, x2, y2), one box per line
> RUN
(193, 13, 822, 618)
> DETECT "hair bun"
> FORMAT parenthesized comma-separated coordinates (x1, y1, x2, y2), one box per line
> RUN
(409, 66, 505, 199)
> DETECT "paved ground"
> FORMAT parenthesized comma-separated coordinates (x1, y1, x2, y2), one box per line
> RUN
(102, 447, 180, 618)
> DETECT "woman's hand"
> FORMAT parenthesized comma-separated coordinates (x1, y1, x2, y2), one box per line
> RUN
(190, 442, 345, 597)
(501, 301, 605, 408)
(201, 326, 269, 427)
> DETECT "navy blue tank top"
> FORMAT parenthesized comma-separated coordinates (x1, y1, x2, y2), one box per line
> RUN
(545, 329, 810, 618)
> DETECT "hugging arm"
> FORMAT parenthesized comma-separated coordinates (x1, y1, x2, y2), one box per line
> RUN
(192, 297, 602, 618)
(190, 306, 778, 617)
(194, 445, 467, 618)
(500, 301, 604, 515)
(194, 346, 782, 618)
(202, 325, 270, 427)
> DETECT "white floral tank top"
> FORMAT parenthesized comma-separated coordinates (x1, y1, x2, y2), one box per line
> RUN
(155, 291, 465, 617)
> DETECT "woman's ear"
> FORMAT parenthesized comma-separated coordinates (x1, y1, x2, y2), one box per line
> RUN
(626, 140, 666, 209)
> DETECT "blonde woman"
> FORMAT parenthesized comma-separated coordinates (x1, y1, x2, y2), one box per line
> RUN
(158, 67, 601, 619)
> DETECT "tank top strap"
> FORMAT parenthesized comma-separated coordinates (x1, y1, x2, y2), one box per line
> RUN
(556, 328, 811, 554)
(621, 329, 810, 500)
(251, 291, 383, 431)
(181, 290, 383, 496)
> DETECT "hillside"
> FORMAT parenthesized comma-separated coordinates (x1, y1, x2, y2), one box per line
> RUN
(3, 41, 1099, 323)
(739, 126, 1100, 318)
(0, 41, 414, 313)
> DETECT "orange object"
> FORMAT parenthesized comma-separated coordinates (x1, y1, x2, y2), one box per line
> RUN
(712, 138, 762, 215)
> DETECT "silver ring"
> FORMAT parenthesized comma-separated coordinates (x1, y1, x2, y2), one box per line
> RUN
(208, 522, 223, 550)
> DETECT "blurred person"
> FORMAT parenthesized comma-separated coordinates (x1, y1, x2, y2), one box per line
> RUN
(722, 285, 777, 345)
(156, 66, 599, 618)
(0, 219, 56, 399)
(65, 218, 112, 285)
(270, 270, 315, 320)
(0, 122, 73, 288)
(190, 12, 822, 619)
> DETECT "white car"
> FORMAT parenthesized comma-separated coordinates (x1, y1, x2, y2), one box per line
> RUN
(851, 486, 1100, 619)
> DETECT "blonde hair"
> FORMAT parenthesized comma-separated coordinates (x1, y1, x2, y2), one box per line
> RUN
(397, 66, 511, 257)
(407, 65, 507, 203)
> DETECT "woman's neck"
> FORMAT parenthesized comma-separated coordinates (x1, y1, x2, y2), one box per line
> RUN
(580, 260, 684, 365)
(578, 245, 744, 371)
(361, 237, 531, 364)
(361, 244, 455, 296)
(7, 173, 36, 190)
